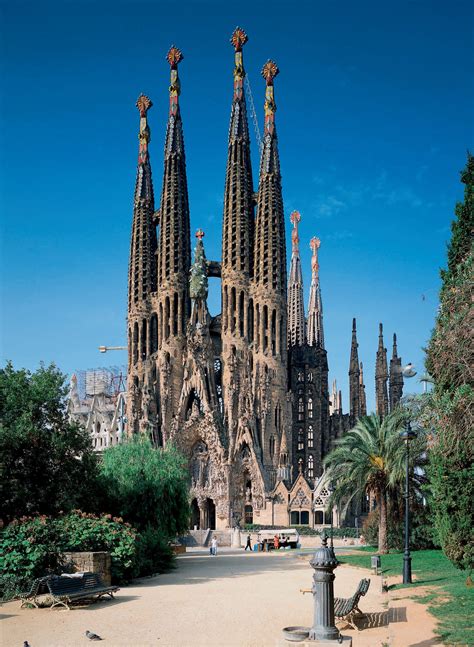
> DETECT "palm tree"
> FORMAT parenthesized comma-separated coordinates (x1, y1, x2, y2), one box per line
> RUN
(323, 412, 425, 554)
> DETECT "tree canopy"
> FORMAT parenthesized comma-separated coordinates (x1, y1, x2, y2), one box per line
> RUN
(0, 362, 100, 522)
(99, 437, 190, 538)
(323, 412, 426, 553)
(425, 152, 474, 574)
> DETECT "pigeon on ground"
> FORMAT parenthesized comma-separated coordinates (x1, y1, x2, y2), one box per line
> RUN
(85, 631, 103, 641)
(24, 642, 31, 647)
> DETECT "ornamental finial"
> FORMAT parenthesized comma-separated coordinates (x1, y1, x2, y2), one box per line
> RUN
(195, 228, 205, 240)
(310, 237, 321, 278)
(231, 27, 248, 52)
(136, 95, 152, 165)
(167, 46, 183, 116)
(290, 211, 301, 253)
(136, 94, 152, 117)
(167, 45, 183, 69)
(261, 60, 279, 86)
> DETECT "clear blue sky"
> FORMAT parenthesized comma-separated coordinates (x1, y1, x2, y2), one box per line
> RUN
(1, 0, 473, 412)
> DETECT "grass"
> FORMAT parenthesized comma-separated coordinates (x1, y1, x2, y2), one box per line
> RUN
(339, 548, 474, 645)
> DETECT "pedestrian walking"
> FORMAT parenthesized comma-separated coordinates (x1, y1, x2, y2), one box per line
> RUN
(244, 534, 252, 551)
(211, 536, 218, 556)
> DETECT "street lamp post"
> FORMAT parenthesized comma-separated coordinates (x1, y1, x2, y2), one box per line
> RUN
(400, 420, 417, 584)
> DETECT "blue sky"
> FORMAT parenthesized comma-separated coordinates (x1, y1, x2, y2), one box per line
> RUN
(1, 0, 473, 412)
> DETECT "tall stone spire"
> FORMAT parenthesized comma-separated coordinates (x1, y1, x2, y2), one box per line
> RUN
(252, 59, 288, 482)
(253, 60, 287, 296)
(307, 236, 324, 348)
(157, 46, 191, 346)
(389, 333, 404, 411)
(375, 323, 389, 417)
(128, 95, 157, 310)
(287, 211, 305, 347)
(127, 95, 159, 436)
(349, 318, 361, 420)
(156, 47, 191, 437)
(222, 27, 254, 281)
(221, 28, 257, 460)
(359, 362, 367, 416)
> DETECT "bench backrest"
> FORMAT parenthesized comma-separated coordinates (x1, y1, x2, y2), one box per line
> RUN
(47, 573, 106, 596)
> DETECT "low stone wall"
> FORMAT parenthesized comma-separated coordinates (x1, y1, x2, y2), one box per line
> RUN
(62, 551, 111, 586)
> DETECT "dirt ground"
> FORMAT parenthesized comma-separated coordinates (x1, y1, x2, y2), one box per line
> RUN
(1, 548, 439, 647)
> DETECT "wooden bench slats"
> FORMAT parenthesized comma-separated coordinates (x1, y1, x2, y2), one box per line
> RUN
(334, 578, 370, 631)
(20, 572, 119, 610)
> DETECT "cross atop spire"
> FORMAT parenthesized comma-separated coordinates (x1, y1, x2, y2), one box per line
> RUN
(167, 46, 183, 117)
(195, 228, 205, 240)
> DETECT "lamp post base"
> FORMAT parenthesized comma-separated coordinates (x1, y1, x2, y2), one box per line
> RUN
(403, 553, 412, 584)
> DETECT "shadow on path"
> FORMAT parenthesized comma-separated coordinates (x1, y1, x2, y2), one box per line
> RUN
(133, 552, 306, 589)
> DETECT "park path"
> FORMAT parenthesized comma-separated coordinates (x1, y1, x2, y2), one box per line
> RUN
(1, 549, 438, 646)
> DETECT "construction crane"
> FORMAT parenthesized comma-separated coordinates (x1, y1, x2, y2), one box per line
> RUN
(98, 345, 126, 353)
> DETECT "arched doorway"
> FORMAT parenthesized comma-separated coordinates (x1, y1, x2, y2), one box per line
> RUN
(205, 498, 216, 530)
(191, 498, 200, 529)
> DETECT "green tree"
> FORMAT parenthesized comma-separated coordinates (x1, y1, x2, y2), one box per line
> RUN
(425, 152, 474, 575)
(323, 413, 426, 553)
(0, 362, 100, 522)
(99, 437, 190, 537)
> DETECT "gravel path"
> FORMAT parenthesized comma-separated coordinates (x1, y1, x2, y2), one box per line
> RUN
(1, 548, 436, 646)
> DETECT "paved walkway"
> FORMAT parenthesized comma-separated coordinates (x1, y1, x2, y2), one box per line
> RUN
(1, 549, 438, 646)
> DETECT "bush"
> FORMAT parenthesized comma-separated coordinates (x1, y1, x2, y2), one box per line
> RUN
(55, 511, 137, 583)
(99, 438, 190, 537)
(362, 505, 441, 551)
(134, 525, 174, 577)
(0, 511, 139, 599)
(0, 515, 62, 599)
(242, 524, 359, 538)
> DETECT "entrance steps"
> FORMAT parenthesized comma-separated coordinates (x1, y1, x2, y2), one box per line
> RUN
(178, 529, 233, 547)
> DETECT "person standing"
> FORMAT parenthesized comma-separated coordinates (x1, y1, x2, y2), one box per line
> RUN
(211, 536, 218, 556)
(244, 534, 252, 551)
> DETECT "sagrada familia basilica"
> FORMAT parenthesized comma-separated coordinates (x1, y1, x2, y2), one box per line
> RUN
(122, 29, 405, 530)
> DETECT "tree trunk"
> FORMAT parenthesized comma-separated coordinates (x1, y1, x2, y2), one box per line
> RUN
(378, 490, 388, 554)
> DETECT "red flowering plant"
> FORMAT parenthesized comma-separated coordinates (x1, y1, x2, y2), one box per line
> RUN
(0, 511, 138, 600)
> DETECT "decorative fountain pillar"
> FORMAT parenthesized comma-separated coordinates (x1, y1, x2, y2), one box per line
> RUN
(308, 533, 340, 642)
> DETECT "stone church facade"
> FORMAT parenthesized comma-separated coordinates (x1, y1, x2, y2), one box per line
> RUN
(125, 29, 404, 529)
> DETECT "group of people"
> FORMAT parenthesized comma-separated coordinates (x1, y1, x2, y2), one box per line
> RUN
(243, 533, 293, 551)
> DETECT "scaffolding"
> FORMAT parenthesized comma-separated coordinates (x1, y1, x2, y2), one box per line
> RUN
(75, 366, 127, 402)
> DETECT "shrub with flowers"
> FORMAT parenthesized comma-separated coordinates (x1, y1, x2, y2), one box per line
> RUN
(0, 511, 138, 600)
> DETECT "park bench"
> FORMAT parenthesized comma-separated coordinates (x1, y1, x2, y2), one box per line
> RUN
(334, 577, 370, 630)
(20, 572, 119, 610)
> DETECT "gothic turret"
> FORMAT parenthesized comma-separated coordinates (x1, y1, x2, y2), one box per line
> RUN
(156, 47, 191, 436)
(349, 318, 361, 420)
(307, 236, 324, 348)
(389, 333, 403, 411)
(287, 211, 305, 347)
(375, 323, 389, 417)
(127, 95, 158, 435)
(252, 60, 288, 483)
(359, 362, 367, 416)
